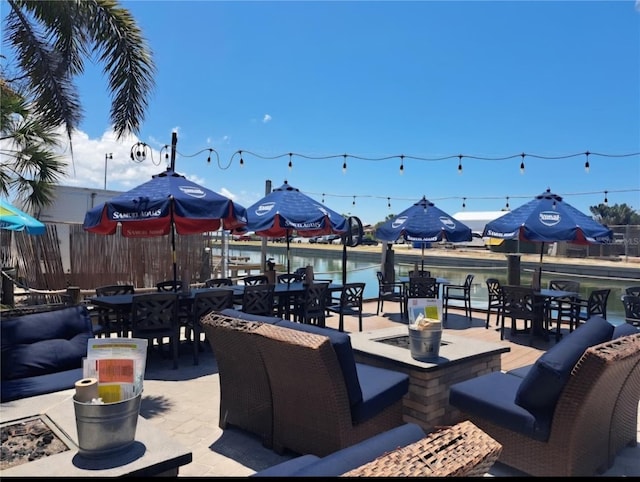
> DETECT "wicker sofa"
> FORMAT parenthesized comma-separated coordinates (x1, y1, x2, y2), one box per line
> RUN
(449, 316, 640, 476)
(201, 309, 409, 456)
(252, 420, 502, 477)
(1, 304, 93, 403)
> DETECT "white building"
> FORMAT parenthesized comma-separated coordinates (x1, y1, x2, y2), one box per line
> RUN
(452, 211, 507, 247)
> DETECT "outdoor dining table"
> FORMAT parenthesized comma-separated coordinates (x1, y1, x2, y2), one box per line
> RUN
(533, 288, 580, 341)
(87, 281, 344, 325)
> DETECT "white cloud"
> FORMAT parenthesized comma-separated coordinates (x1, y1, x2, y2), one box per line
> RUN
(262, 114, 272, 123)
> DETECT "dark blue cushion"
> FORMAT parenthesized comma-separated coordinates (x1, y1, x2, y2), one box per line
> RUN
(350, 363, 409, 424)
(449, 371, 550, 441)
(507, 364, 532, 379)
(514, 315, 613, 419)
(251, 454, 320, 477)
(252, 423, 426, 477)
(1, 367, 84, 402)
(218, 308, 281, 324)
(612, 322, 639, 339)
(1, 305, 92, 381)
(274, 319, 363, 408)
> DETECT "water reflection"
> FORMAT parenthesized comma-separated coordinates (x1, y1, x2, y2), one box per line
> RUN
(223, 248, 630, 323)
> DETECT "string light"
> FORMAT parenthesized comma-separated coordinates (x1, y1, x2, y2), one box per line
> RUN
(604, 190, 608, 205)
(239, 150, 244, 168)
(462, 197, 466, 209)
(342, 154, 347, 174)
(520, 153, 525, 174)
(387, 197, 391, 209)
(585, 151, 590, 173)
(322, 193, 325, 203)
(505, 196, 510, 210)
(288, 153, 293, 171)
(352, 196, 356, 206)
(399, 155, 404, 175)
(457, 155, 463, 175)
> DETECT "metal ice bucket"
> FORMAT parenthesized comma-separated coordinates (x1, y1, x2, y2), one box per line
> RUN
(73, 392, 141, 457)
(408, 327, 442, 361)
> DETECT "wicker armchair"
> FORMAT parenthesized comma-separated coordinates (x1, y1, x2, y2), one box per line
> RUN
(252, 322, 408, 457)
(200, 312, 277, 448)
(450, 330, 640, 476)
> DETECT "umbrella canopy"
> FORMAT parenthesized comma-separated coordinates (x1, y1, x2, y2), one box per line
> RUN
(245, 181, 348, 273)
(0, 199, 46, 235)
(482, 189, 613, 287)
(84, 168, 247, 236)
(376, 196, 473, 243)
(83, 168, 247, 288)
(482, 189, 613, 244)
(376, 196, 472, 270)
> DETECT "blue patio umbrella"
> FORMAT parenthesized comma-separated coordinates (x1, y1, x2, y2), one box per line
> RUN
(375, 196, 473, 270)
(482, 188, 613, 284)
(244, 181, 348, 273)
(83, 168, 247, 288)
(0, 199, 46, 235)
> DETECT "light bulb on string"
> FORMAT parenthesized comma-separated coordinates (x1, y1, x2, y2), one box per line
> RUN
(387, 197, 391, 209)
(457, 155, 463, 175)
(604, 190, 608, 205)
(399, 155, 404, 175)
(505, 196, 510, 210)
(520, 153, 525, 174)
(584, 151, 590, 173)
(352, 196, 356, 206)
(462, 197, 466, 209)
(342, 154, 347, 174)
(207, 149, 212, 164)
(288, 153, 293, 171)
(239, 150, 244, 168)
(322, 193, 325, 203)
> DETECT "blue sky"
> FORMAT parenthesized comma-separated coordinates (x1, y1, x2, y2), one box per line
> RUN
(7, 1, 640, 225)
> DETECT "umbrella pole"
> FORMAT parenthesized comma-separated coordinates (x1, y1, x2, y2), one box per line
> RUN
(171, 224, 178, 292)
(342, 242, 347, 285)
(421, 243, 425, 271)
(286, 231, 291, 274)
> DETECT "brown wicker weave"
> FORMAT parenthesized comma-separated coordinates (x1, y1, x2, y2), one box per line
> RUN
(462, 333, 640, 477)
(253, 323, 405, 457)
(341, 420, 502, 477)
(608, 343, 640, 466)
(200, 312, 274, 448)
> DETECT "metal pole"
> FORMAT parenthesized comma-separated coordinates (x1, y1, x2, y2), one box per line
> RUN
(261, 180, 272, 272)
(170, 132, 177, 171)
(104, 153, 112, 189)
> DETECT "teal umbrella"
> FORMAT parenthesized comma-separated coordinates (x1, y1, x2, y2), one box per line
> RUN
(0, 199, 46, 235)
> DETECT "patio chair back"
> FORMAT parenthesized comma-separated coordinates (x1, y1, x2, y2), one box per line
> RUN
(500, 285, 542, 343)
(187, 289, 235, 365)
(485, 278, 504, 329)
(241, 284, 275, 316)
(327, 282, 365, 332)
(205, 278, 233, 288)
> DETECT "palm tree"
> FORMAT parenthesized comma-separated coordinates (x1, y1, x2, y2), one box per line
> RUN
(3, 0, 155, 140)
(1, 0, 156, 209)
(0, 80, 66, 212)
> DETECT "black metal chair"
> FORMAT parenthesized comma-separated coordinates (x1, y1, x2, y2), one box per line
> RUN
(156, 279, 183, 292)
(326, 282, 365, 332)
(375, 271, 404, 317)
(242, 274, 269, 286)
(130, 292, 180, 369)
(485, 278, 504, 329)
(545, 279, 580, 339)
(93, 284, 135, 337)
(292, 282, 329, 327)
(204, 278, 233, 288)
(276, 273, 303, 319)
(187, 289, 235, 364)
(622, 294, 640, 326)
(443, 274, 474, 322)
(404, 276, 440, 319)
(570, 288, 610, 330)
(500, 285, 544, 345)
(241, 283, 275, 316)
(624, 286, 640, 297)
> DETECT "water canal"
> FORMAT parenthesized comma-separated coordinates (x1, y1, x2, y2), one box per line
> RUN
(214, 244, 638, 324)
